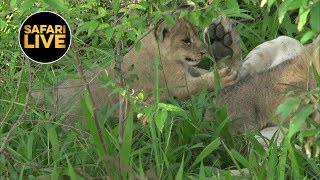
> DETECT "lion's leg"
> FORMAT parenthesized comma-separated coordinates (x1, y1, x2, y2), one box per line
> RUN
(169, 67, 238, 99)
(239, 36, 304, 78)
(204, 16, 242, 71)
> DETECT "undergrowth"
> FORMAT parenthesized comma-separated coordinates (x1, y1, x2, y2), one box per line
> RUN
(0, 0, 319, 179)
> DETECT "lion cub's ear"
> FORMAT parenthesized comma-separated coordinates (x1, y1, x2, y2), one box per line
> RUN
(155, 21, 171, 42)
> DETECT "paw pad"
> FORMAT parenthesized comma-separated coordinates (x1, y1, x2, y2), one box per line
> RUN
(205, 18, 236, 61)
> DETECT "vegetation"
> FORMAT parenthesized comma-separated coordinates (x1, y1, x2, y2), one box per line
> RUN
(0, 0, 319, 179)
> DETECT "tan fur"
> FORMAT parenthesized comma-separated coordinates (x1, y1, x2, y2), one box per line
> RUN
(239, 36, 304, 78)
(31, 18, 238, 117)
(217, 36, 319, 133)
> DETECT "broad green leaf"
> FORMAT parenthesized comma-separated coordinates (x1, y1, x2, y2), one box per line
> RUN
(278, 0, 294, 23)
(88, 21, 99, 36)
(158, 103, 184, 112)
(275, 97, 300, 123)
(164, 15, 175, 25)
(128, 4, 146, 10)
(0, 20, 6, 28)
(191, 137, 221, 167)
(310, 1, 320, 33)
(112, 0, 120, 13)
(298, 8, 310, 31)
(287, 106, 314, 138)
(300, 31, 316, 44)
(42, 0, 68, 12)
(231, 149, 250, 168)
(97, 7, 108, 18)
(20, 0, 36, 13)
(188, 11, 201, 26)
(179, 11, 189, 18)
(10, 0, 17, 8)
(155, 109, 168, 133)
(105, 28, 114, 41)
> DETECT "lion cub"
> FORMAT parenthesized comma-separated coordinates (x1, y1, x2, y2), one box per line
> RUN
(31, 18, 238, 117)
(218, 36, 319, 132)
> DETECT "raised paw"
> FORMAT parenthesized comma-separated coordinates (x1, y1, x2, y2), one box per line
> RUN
(219, 67, 238, 88)
(204, 16, 242, 69)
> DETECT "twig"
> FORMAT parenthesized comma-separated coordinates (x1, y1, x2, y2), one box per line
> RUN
(72, 42, 110, 171)
(0, 60, 32, 153)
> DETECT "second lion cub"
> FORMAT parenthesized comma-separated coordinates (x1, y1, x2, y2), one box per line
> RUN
(31, 17, 238, 117)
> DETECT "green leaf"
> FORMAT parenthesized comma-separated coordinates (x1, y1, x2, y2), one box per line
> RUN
(81, 95, 104, 156)
(120, 112, 134, 178)
(191, 137, 221, 167)
(42, 0, 68, 12)
(310, 1, 320, 33)
(267, 143, 278, 180)
(158, 103, 184, 112)
(128, 4, 146, 10)
(65, 154, 77, 180)
(46, 125, 60, 161)
(10, 0, 17, 8)
(175, 155, 184, 180)
(298, 7, 310, 31)
(275, 97, 300, 123)
(155, 109, 168, 133)
(105, 28, 114, 41)
(88, 21, 99, 36)
(97, 23, 110, 31)
(278, 0, 294, 23)
(51, 163, 59, 180)
(199, 161, 206, 179)
(112, 0, 120, 13)
(287, 106, 314, 138)
(230, 149, 250, 168)
(300, 31, 316, 44)
(97, 7, 108, 18)
(21, 0, 35, 13)
(26, 133, 34, 161)
(188, 11, 201, 26)
(179, 11, 189, 18)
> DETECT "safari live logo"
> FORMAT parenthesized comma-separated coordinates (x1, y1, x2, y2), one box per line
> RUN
(19, 11, 71, 64)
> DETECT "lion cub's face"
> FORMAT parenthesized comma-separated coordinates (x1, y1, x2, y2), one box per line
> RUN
(156, 19, 206, 65)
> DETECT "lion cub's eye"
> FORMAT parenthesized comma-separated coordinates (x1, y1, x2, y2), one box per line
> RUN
(182, 38, 192, 44)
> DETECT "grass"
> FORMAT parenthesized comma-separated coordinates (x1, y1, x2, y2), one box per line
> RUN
(1, 0, 320, 179)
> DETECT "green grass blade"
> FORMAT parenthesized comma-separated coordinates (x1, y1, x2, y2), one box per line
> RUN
(191, 137, 221, 168)
(230, 149, 250, 168)
(46, 125, 60, 161)
(65, 154, 77, 180)
(199, 161, 206, 179)
(120, 111, 134, 178)
(175, 154, 184, 180)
